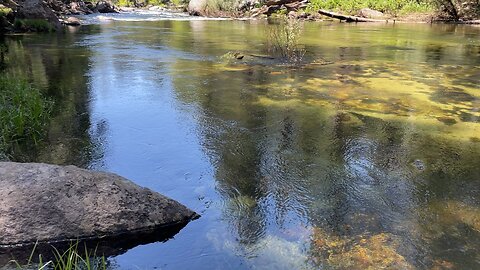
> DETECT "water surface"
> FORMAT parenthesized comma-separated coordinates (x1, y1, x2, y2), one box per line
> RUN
(2, 14, 480, 269)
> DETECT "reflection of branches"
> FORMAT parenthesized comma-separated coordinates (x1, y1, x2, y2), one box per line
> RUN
(266, 18, 305, 63)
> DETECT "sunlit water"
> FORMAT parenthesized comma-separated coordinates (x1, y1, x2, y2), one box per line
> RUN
(2, 12, 480, 269)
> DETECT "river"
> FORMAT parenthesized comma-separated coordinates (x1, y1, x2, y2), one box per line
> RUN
(2, 11, 480, 269)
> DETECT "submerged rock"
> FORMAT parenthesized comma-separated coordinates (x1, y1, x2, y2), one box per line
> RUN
(0, 162, 199, 247)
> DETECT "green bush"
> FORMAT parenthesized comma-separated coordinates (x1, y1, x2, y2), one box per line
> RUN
(0, 75, 52, 158)
(13, 19, 54, 32)
(307, 0, 433, 15)
(204, 0, 240, 14)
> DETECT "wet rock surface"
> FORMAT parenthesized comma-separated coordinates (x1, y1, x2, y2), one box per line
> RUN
(0, 162, 199, 247)
(16, 0, 63, 29)
(63, 16, 81, 25)
(95, 0, 119, 13)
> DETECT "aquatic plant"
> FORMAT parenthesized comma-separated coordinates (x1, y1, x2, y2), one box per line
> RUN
(0, 75, 52, 159)
(266, 17, 305, 64)
(11, 241, 108, 270)
(13, 19, 54, 32)
(430, 0, 480, 20)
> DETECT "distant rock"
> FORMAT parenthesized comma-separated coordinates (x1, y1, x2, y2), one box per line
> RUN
(68, 1, 94, 15)
(95, 0, 119, 13)
(358, 8, 385, 19)
(0, 162, 199, 247)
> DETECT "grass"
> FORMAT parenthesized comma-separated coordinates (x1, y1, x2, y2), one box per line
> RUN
(306, 0, 433, 15)
(13, 19, 54, 32)
(11, 241, 108, 270)
(0, 75, 52, 159)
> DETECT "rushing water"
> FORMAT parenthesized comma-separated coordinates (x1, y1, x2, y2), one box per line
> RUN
(1, 12, 480, 269)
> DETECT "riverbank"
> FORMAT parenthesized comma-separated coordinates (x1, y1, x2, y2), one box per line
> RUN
(1, 0, 479, 33)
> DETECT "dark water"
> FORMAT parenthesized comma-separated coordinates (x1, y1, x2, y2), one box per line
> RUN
(2, 14, 480, 269)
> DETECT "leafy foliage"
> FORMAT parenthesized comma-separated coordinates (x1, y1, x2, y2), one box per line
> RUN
(307, 0, 433, 15)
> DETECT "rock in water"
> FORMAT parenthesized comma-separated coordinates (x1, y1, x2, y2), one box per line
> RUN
(0, 162, 199, 247)
(358, 8, 385, 19)
(16, 0, 62, 30)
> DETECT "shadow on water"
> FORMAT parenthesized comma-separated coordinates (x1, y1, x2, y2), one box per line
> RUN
(0, 222, 189, 266)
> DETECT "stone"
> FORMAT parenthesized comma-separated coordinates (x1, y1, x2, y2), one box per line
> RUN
(95, 0, 119, 13)
(16, 0, 62, 30)
(0, 162, 199, 247)
(68, 1, 94, 15)
(358, 8, 385, 19)
(64, 16, 81, 26)
(187, 0, 207, 16)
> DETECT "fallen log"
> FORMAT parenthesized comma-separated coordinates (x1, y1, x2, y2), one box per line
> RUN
(265, 0, 299, 7)
(318, 9, 388, 23)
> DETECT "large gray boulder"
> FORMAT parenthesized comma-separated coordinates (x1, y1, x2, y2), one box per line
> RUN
(16, 0, 62, 30)
(358, 8, 385, 19)
(0, 162, 198, 247)
(188, 0, 207, 16)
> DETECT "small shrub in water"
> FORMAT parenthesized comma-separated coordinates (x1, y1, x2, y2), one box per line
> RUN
(266, 17, 305, 64)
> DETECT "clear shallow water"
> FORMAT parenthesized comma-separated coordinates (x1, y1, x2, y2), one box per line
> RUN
(2, 13, 480, 269)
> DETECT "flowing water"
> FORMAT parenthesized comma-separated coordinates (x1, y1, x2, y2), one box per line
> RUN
(1, 12, 480, 269)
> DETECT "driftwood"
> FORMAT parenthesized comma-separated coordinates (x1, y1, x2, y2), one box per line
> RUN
(265, 0, 299, 6)
(318, 9, 388, 23)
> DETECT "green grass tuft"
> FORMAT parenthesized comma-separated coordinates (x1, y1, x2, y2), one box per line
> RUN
(0, 75, 52, 159)
(13, 19, 54, 32)
(11, 241, 108, 270)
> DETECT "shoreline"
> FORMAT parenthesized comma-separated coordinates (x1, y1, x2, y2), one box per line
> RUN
(1, 1, 479, 34)
(116, 4, 480, 25)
